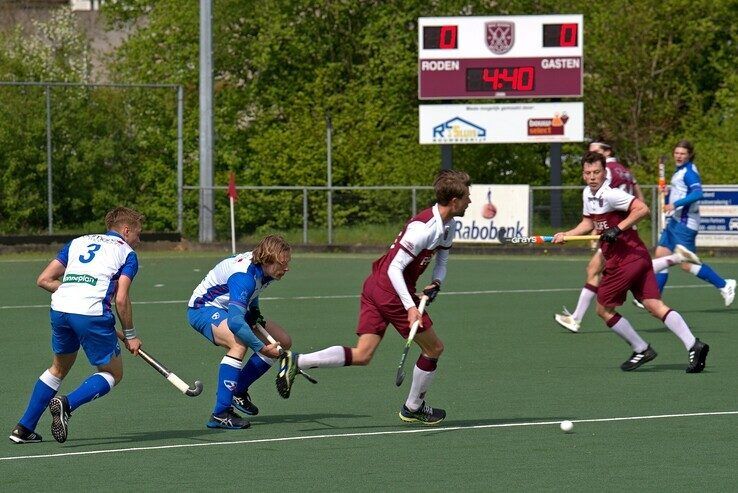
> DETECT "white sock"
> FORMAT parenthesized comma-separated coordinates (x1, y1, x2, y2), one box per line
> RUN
(297, 346, 348, 369)
(663, 310, 696, 350)
(572, 286, 597, 321)
(40, 369, 62, 390)
(609, 316, 648, 352)
(405, 365, 436, 411)
(652, 254, 680, 272)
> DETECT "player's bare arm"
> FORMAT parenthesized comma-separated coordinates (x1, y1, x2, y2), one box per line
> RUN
(553, 217, 595, 243)
(36, 259, 66, 293)
(115, 274, 141, 355)
(616, 198, 650, 231)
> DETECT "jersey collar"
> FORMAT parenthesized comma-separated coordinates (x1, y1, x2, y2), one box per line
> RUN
(106, 230, 124, 240)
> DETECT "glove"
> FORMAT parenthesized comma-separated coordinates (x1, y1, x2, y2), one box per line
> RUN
(422, 280, 442, 304)
(600, 226, 622, 244)
(246, 307, 266, 328)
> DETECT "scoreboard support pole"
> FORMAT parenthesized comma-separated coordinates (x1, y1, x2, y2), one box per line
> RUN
(441, 144, 453, 170)
(550, 142, 562, 228)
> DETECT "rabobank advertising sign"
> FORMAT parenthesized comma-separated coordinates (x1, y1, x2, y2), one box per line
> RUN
(454, 184, 530, 243)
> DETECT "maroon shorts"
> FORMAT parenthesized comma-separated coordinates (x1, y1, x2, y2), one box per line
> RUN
(597, 256, 661, 307)
(356, 276, 433, 339)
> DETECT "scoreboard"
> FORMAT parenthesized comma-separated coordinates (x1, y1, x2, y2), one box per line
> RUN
(418, 15, 583, 100)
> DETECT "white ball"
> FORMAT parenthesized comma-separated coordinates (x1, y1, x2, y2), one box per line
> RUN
(560, 420, 574, 433)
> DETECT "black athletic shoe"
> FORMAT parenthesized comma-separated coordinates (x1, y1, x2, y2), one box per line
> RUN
(49, 395, 71, 443)
(398, 401, 446, 425)
(232, 391, 259, 416)
(276, 351, 299, 399)
(9, 423, 42, 444)
(206, 408, 251, 429)
(686, 339, 709, 373)
(620, 345, 657, 371)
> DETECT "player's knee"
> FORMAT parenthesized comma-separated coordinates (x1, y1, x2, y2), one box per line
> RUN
(425, 340, 444, 359)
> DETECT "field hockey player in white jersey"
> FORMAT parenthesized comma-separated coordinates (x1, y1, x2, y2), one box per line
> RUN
(187, 235, 288, 430)
(9, 207, 144, 444)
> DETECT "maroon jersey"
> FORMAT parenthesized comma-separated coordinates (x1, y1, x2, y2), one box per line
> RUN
(582, 184, 649, 268)
(605, 157, 638, 195)
(371, 205, 453, 297)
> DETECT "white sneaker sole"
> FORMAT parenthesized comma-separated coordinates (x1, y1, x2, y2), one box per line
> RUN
(674, 244, 702, 265)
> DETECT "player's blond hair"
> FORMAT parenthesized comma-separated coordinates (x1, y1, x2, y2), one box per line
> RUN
(104, 207, 144, 230)
(252, 234, 291, 266)
(434, 169, 471, 205)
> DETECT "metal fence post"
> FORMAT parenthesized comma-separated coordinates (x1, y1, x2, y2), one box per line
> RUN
(303, 188, 308, 245)
(651, 185, 658, 247)
(177, 85, 184, 233)
(45, 84, 53, 234)
(412, 187, 417, 216)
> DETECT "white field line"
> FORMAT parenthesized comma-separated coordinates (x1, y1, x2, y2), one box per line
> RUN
(1, 410, 736, 462)
(0, 284, 708, 310)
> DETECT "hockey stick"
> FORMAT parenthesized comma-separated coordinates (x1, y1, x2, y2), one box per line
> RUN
(254, 323, 318, 384)
(117, 333, 203, 397)
(395, 295, 429, 387)
(499, 234, 600, 245)
(657, 155, 667, 232)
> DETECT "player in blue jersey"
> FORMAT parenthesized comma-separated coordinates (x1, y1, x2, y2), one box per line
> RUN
(187, 235, 289, 429)
(9, 207, 144, 444)
(654, 140, 735, 306)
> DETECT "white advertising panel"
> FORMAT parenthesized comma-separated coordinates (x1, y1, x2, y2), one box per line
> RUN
(454, 184, 530, 244)
(419, 102, 584, 144)
(695, 186, 738, 247)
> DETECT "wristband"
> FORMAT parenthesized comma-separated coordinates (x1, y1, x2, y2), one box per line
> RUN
(123, 327, 138, 340)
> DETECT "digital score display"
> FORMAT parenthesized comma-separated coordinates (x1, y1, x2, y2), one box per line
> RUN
(542, 23, 578, 47)
(418, 15, 583, 99)
(423, 25, 458, 49)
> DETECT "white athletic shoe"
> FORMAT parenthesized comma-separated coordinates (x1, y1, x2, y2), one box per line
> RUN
(632, 298, 646, 310)
(674, 244, 702, 265)
(720, 279, 736, 307)
(554, 307, 580, 333)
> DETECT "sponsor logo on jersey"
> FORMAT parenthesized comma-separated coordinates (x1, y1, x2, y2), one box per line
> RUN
(62, 273, 98, 286)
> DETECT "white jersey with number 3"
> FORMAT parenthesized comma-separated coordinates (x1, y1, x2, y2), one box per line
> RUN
(51, 233, 138, 317)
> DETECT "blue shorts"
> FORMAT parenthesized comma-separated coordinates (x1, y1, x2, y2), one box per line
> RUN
(50, 309, 121, 366)
(187, 306, 226, 345)
(658, 220, 697, 252)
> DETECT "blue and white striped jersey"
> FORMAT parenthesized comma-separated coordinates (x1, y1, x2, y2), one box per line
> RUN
(188, 252, 270, 311)
(51, 231, 138, 316)
(667, 162, 702, 231)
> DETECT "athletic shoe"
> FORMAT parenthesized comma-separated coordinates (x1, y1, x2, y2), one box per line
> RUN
(674, 244, 702, 265)
(276, 351, 299, 399)
(632, 298, 646, 310)
(206, 408, 251, 429)
(620, 345, 657, 371)
(554, 307, 580, 333)
(720, 279, 736, 307)
(399, 401, 446, 425)
(232, 391, 259, 416)
(686, 339, 710, 373)
(8, 423, 42, 444)
(48, 395, 71, 443)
